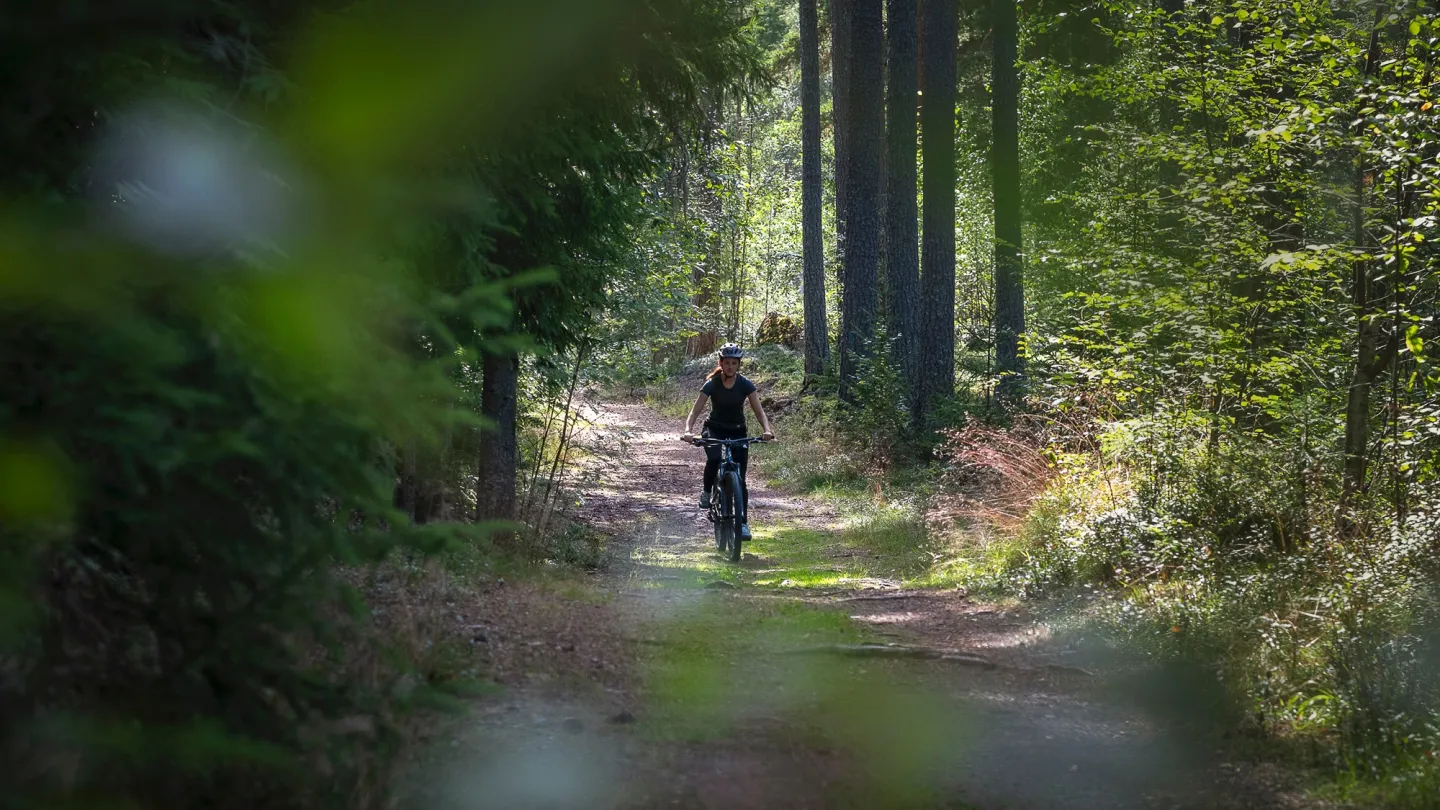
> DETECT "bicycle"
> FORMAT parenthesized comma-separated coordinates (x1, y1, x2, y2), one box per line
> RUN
(689, 436, 767, 562)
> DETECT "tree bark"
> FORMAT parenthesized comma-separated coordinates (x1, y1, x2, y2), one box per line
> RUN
(801, 0, 830, 377)
(394, 440, 418, 520)
(838, 0, 884, 405)
(1338, 13, 1388, 525)
(476, 351, 519, 530)
(831, 0, 854, 364)
(992, 0, 1025, 406)
(885, 0, 920, 411)
(1340, 167, 1390, 517)
(918, 0, 957, 422)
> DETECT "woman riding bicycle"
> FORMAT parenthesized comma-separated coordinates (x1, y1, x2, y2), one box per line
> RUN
(681, 343, 775, 540)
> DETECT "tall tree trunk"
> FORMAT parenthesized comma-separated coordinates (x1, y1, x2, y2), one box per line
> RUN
(831, 0, 854, 361)
(1339, 13, 1388, 525)
(918, 0, 957, 422)
(1340, 169, 1396, 522)
(839, 0, 884, 405)
(476, 351, 519, 532)
(687, 243, 719, 358)
(394, 440, 417, 520)
(992, 0, 1025, 406)
(885, 0, 920, 411)
(1155, 0, 1185, 245)
(801, 0, 830, 377)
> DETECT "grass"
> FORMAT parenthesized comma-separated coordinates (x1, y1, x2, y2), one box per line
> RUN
(747, 511, 937, 589)
(640, 596, 866, 741)
(632, 556, 978, 810)
(644, 385, 694, 421)
(910, 528, 1032, 594)
(620, 493, 945, 593)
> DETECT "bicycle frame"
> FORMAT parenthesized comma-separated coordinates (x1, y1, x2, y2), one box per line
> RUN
(691, 436, 766, 560)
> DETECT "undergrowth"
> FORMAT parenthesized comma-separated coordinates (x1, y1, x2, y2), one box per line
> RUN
(932, 409, 1440, 805)
(727, 366, 1440, 803)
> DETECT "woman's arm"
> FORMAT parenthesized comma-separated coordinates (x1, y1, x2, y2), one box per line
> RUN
(747, 392, 775, 440)
(682, 394, 708, 440)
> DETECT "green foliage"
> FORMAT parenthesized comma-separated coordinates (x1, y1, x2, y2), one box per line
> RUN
(741, 342, 808, 391)
(958, 1, 1440, 793)
(756, 310, 803, 347)
(841, 325, 910, 463)
(952, 414, 1440, 782)
(0, 219, 484, 810)
(0, 2, 765, 809)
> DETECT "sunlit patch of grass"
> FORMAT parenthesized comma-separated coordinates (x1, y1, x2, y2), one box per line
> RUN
(747, 526, 859, 589)
(639, 595, 868, 742)
(753, 569, 856, 589)
(637, 592, 977, 807)
(626, 543, 747, 588)
(764, 437, 869, 493)
(843, 512, 932, 574)
(742, 508, 938, 591)
(643, 388, 693, 421)
(911, 529, 1029, 593)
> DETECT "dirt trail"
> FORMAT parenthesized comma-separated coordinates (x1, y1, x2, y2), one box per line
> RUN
(398, 401, 1324, 810)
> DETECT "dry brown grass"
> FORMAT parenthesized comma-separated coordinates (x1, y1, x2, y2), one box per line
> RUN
(932, 417, 1058, 535)
(929, 395, 1112, 536)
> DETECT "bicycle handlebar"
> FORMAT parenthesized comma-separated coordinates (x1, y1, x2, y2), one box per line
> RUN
(688, 436, 768, 447)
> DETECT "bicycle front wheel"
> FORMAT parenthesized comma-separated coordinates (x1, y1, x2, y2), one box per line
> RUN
(720, 471, 743, 562)
(713, 502, 729, 551)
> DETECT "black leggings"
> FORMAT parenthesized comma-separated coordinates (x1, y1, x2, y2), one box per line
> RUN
(702, 427, 749, 521)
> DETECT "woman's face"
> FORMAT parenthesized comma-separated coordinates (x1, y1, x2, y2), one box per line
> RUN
(720, 357, 740, 377)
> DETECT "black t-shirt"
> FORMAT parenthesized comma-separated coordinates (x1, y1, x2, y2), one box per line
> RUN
(701, 374, 756, 431)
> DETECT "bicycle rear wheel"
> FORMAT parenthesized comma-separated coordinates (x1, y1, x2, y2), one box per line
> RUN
(720, 471, 743, 562)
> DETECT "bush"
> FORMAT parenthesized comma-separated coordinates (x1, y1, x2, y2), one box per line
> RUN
(540, 520, 610, 570)
(842, 326, 910, 466)
(0, 260, 482, 810)
(755, 311, 802, 349)
(954, 410, 1440, 784)
(742, 343, 806, 395)
(761, 394, 871, 492)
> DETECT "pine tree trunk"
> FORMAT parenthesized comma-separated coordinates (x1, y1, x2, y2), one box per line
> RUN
(918, 0, 957, 422)
(838, 0, 884, 405)
(801, 0, 830, 377)
(885, 0, 920, 412)
(476, 351, 519, 532)
(831, 0, 854, 362)
(992, 0, 1025, 406)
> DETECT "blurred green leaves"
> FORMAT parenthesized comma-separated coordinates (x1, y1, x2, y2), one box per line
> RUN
(0, 438, 74, 527)
(0, 0, 765, 808)
(294, 0, 631, 173)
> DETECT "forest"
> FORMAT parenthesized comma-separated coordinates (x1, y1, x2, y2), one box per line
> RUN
(2, 0, 1439, 808)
